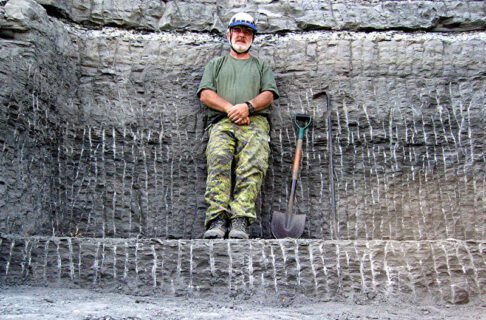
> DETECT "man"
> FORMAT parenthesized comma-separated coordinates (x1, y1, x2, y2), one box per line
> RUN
(197, 12, 279, 239)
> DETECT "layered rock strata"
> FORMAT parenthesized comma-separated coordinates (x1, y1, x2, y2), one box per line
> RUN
(1, 0, 484, 239)
(1, 235, 484, 304)
(0, 0, 485, 304)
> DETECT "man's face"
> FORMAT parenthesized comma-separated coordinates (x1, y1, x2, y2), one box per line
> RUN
(228, 26, 254, 53)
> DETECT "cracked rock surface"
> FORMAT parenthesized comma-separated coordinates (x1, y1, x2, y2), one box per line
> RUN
(0, 0, 485, 310)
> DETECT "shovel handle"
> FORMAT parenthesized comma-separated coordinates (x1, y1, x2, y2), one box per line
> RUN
(287, 113, 312, 218)
(291, 134, 304, 181)
(287, 128, 305, 214)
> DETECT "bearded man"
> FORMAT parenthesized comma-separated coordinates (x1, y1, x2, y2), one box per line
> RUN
(197, 12, 279, 239)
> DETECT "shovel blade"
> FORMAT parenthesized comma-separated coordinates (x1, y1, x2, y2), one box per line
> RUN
(271, 211, 306, 239)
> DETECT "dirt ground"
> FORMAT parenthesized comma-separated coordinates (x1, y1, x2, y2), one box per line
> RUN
(0, 286, 485, 320)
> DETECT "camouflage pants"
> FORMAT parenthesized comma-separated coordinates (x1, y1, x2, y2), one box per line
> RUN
(205, 115, 270, 228)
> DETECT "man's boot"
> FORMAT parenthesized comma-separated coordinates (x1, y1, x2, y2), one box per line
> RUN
(203, 217, 227, 239)
(228, 217, 249, 239)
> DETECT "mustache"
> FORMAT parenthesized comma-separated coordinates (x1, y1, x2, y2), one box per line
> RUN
(233, 37, 250, 43)
(231, 33, 250, 41)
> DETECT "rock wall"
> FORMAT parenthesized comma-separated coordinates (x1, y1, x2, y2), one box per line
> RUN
(1, 0, 485, 239)
(0, 0, 485, 305)
(1, 0, 486, 239)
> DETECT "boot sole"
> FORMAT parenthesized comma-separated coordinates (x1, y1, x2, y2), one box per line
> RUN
(228, 230, 249, 239)
(203, 229, 226, 239)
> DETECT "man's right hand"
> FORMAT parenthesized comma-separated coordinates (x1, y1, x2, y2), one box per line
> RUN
(226, 104, 251, 126)
(238, 116, 251, 125)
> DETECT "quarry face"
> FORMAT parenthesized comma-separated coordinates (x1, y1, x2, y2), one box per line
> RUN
(0, 1, 485, 317)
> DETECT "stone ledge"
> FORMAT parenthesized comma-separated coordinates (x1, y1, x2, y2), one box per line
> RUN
(27, 0, 486, 33)
(1, 234, 484, 304)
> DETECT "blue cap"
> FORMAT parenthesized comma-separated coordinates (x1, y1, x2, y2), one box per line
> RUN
(229, 20, 257, 33)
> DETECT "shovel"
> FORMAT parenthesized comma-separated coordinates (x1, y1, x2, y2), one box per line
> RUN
(272, 113, 313, 239)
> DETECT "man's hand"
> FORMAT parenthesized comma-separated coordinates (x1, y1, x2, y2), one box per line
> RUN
(239, 116, 251, 125)
(227, 103, 250, 125)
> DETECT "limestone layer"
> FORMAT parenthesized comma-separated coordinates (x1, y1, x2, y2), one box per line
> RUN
(1, 234, 484, 305)
(30, 0, 486, 33)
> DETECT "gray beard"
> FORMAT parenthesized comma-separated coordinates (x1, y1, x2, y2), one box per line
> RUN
(231, 42, 251, 54)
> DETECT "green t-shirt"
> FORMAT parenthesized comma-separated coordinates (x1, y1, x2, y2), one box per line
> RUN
(197, 54, 279, 121)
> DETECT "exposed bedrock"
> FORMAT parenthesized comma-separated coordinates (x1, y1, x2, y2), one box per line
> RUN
(1, 235, 485, 305)
(0, 0, 484, 304)
(28, 0, 486, 33)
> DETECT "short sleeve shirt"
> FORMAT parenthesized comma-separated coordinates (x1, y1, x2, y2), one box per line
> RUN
(197, 54, 279, 121)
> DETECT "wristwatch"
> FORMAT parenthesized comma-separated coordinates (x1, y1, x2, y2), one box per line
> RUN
(245, 101, 256, 115)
